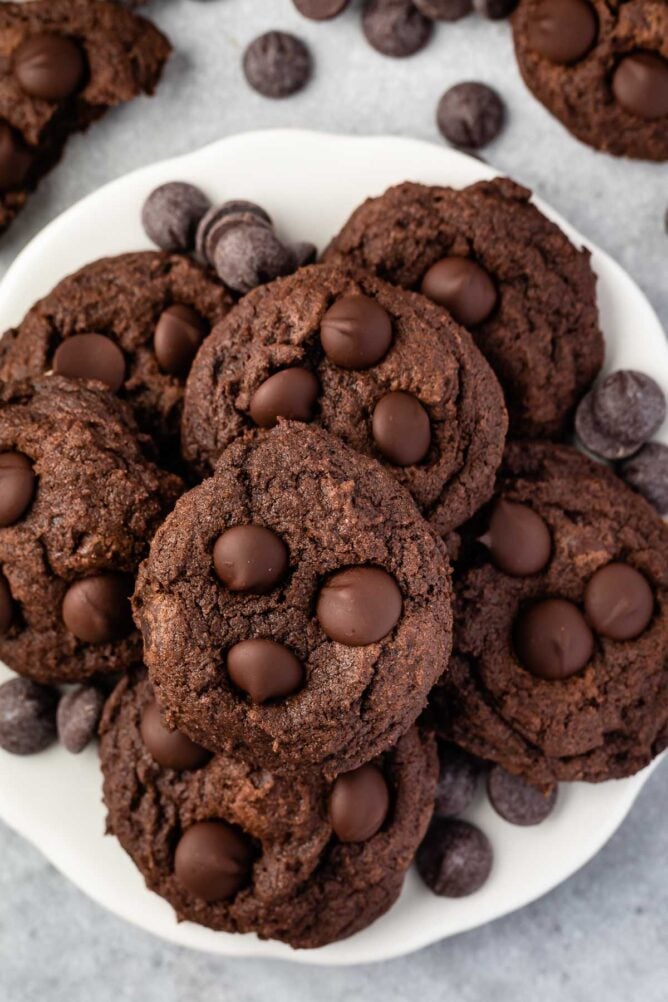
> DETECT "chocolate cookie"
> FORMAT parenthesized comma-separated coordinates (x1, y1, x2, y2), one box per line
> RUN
(100, 670, 438, 949)
(432, 442, 668, 784)
(0, 376, 181, 684)
(512, 0, 668, 161)
(0, 252, 231, 465)
(135, 422, 452, 776)
(323, 178, 603, 439)
(0, 0, 170, 234)
(181, 264, 507, 534)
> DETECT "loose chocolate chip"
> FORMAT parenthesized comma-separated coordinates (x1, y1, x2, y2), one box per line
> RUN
(487, 766, 557, 826)
(140, 700, 211, 770)
(473, 0, 517, 18)
(62, 574, 134, 644)
(329, 764, 390, 842)
(320, 295, 393, 369)
(174, 820, 254, 902)
(434, 743, 482, 817)
(421, 256, 497, 326)
(480, 499, 552, 577)
(0, 572, 13, 634)
(372, 391, 431, 466)
(437, 82, 505, 149)
(0, 120, 33, 191)
(584, 562, 654, 641)
(13, 33, 86, 101)
(243, 31, 312, 99)
(417, 818, 493, 897)
(612, 52, 668, 121)
(414, 0, 472, 20)
(213, 524, 289, 593)
(249, 368, 320, 428)
(202, 213, 273, 269)
(515, 598, 594, 680)
(575, 371, 666, 460)
(526, 0, 597, 64)
(0, 452, 36, 527)
(213, 224, 297, 294)
(154, 304, 208, 376)
(56, 685, 105, 754)
(316, 566, 403, 646)
(226, 639, 304, 703)
(619, 443, 668, 514)
(196, 201, 272, 262)
(0, 677, 58, 755)
(362, 0, 433, 58)
(293, 0, 351, 18)
(292, 241, 318, 267)
(52, 333, 126, 393)
(141, 182, 210, 252)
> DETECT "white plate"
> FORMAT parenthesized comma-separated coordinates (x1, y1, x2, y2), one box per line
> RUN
(0, 130, 666, 966)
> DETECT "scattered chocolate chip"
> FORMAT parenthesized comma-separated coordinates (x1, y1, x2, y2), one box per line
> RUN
(0, 452, 36, 527)
(329, 764, 390, 842)
(619, 443, 668, 514)
(515, 599, 594, 680)
(226, 639, 303, 703)
(61, 574, 134, 644)
(473, 0, 517, 18)
(13, 33, 86, 102)
(526, 0, 597, 64)
(213, 224, 297, 294)
(56, 685, 105, 754)
(362, 0, 433, 58)
(434, 743, 482, 817)
(154, 304, 208, 376)
(213, 525, 289, 593)
(174, 820, 254, 901)
(0, 572, 14, 634)
(52, 333, 126, 393)
(437, 82, 505, 149)
(140, 700, 211, 770)
(243, 31, 312, 99)
(413, 0, 472, 20)
(141, 182, 210, 252)
(0, 677, 57, 755)
(196, 201, 272, 262)
(316, 566, 402, 646)
(421, 256, 497, 325)
(320, 294, 393, 369)
(575, 371, 666, 460)
(292, 241, 318, 267)
(249, 368, 320, 428)
(612, 52, 668, 121)
(487, 766, 557, 825)
(0, 120, 33, 191)
(202, 212, 273, 269)
(372, 391, 431, 466)
(417, 818, 493, 897)
(293, 0, 351, 18)
(584, 562, 654, 641)
(479, 499, 552, 577)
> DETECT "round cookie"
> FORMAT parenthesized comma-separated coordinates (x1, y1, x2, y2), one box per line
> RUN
(0, 376, 181, 684)
(100, 670, 438, 949)
(512, 0, 668, 161)
(0, 252, 232, 465)
(323, 178, 603, 439)
(134, 422, 452, 776)
(432, 441, 668, 784)
(181, 263, 507, 535)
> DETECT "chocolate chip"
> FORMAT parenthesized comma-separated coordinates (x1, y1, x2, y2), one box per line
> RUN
(140, 700, 211, 770)
(292, 241, 318, 267)
(202, 213, 273, 269)
(515, 599, 594, 680)
(526, 0, 597, 64)
(414, 0, 472, 20)
(293, 0, 351, 18)
(372, 391, 431, 466)
(417, 818, 493, 897)
(619, 443, 668, 514)
(174, 820, 254, 901)
(421, 256, 497, 326)
(52, 333, 126, 393)
(316, 566, 402, 646)
(213, 224, 297, 294)
(249, 368, 320, 428)
(62, 574, 134, 644)
(479, 499, 552, 577)
(0, 572, 14, 634)
(0, 677, 57, 755)
(575, 371, 666, 460)
(320, 295, 393, 369)
(437, 82, 505, 149)
(434, 743, 482, 817)
(487, 766, 557, 826)
(473, 0, 518, 18)
(612, 52, 668, 121)
(584, 562, 654, 641)
(329, 764, 390, 842)
(56, 685, 105, 754)
(0, 452, 36, 527)
(363, 0, 433, 58)
(243, 31, 312, 98)
(154, 304, 208, 376)
(13, 33, 86, 101)
(196, 201, 272, 262)
(226, 639, 304, 703)
(141, 182, 210, 252)
(213, 524, 289, 593)
(0, 120, 33, 191)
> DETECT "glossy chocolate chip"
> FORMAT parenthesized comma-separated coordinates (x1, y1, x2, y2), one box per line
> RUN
(226, 639, 304, 703)
(0, 452, 36, 527)
(619, 443, 668, 514)
(329, 764, 390, 842)
(0, 677, 57, 755)
(414, 0, 472, 20)
(249, 368, 320, 428)
(52, 333, 126, 393)
(480, 499, 552, 577)
(612, 52, 668, 121)
(0, 120, 33, 191)
(362, 0, 433, 58)
(141, 182, 210, 252)
(515, 599, 594, 680)
(436, 83, 505, 149)
(293, 0, 350, 18)
(13, 33, 86, 101)
(57, 685, 105, 754)
(243, 31, 312, 98)
(372, 391, 431, 466)
(316, 566, 402, 646)
(213, 225, 297, 294)
(154, 304, 208, 376)
(213, 525, 288, 593)
(0, 572, 14, 634)
(584, 563, 654, 641)
(487, 766, 557, 826)
(61, 574, 134, 644)
(417, 818, 493, 897)
(526, 0, 597, 64)
(434, 743, 482, 818)
(421, 257, 497, 326)
(575, 371, 666, 460)
(320, 295, 393, 369)
(174, 820, 254, 902)
(140, 700, 211, 770)
(196, 201, 272, 263)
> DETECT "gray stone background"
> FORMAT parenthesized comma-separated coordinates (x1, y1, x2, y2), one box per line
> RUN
(0, 1, 666, 999)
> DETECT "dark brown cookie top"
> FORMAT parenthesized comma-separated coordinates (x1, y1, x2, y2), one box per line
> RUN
(0, 252, 231, 466)
(181, 263, 507, 534)
(135, 422, 452, 777)
(512, 0, 668, 161)
(323, 178, 603, 439)
(432, 441, 668, 785)
(100, 671, 438, 949)
(0, 376, 181, 684)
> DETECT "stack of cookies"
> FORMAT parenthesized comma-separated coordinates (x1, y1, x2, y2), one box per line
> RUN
(0, 171, 666, 950)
